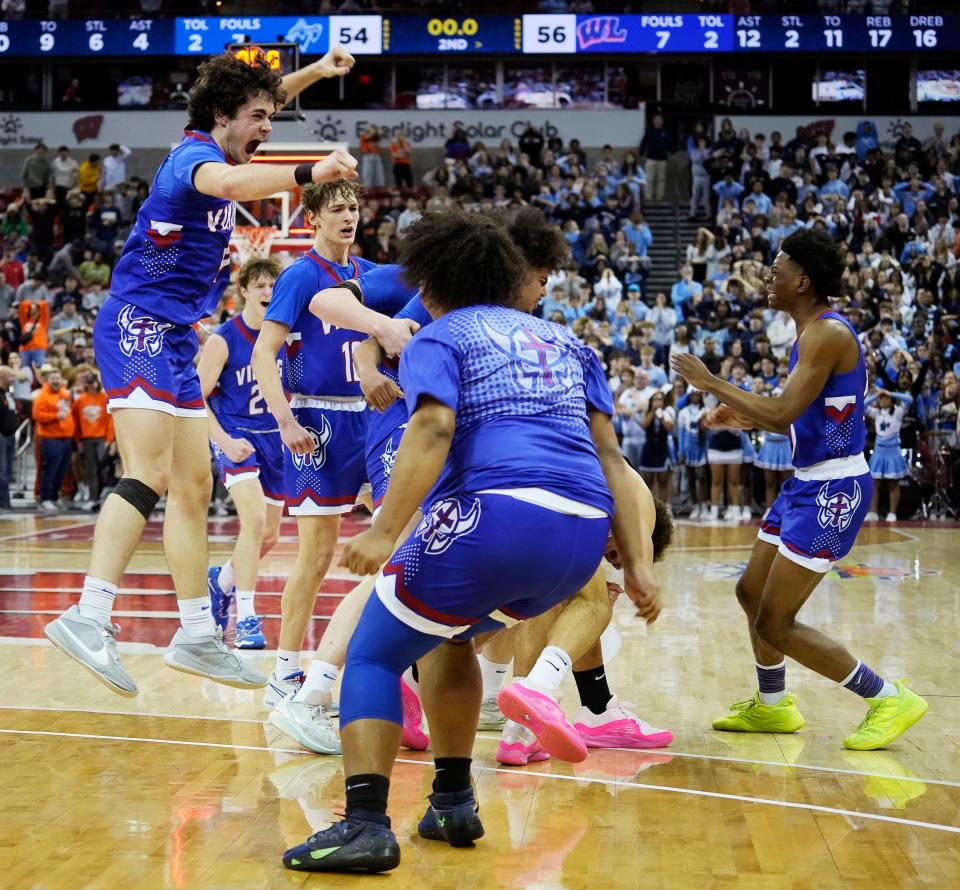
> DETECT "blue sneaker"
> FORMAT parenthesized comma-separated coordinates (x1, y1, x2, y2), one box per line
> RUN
(235, 614, 266, 649)
(417, 788, 484, 847)
(283, 815, 400, 873)
(207, 566, 234, 632)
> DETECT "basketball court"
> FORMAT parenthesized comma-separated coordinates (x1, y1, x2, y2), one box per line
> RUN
(2, 512, 957, 888)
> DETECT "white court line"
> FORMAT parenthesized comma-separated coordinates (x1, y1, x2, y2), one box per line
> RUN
(0, 609, 338, 620)
(1, 726, 957, 835)
(2, 704, 958, 790)
(0, 585, 354, 597)
(0, 520, 95, 543)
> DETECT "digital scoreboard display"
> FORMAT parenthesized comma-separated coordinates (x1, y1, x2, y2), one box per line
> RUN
(0, 14, 957, 57)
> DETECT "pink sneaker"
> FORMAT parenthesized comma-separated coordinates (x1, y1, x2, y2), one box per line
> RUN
(498, 680, 587, 763)
(573, 696, 673, 749)
(496, 738, 551, 766)
(400, 676, 429, 751)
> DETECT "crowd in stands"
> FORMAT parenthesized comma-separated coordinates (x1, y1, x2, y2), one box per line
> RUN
(2, 110, 959, 520)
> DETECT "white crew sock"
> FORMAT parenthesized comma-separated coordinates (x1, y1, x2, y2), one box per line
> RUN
(478, 654, 511, 700)
(235, 590, 256, 619)
(275, 648, 301, 678)
(294, 660, 340, 705)
(525, 645, 572, 694)
(217, 560, 235, 592)
(178, 597, 216, 638)
(77, 576, 118, 625)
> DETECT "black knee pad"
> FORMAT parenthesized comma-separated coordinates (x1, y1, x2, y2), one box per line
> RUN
(112, 477, 161, 520)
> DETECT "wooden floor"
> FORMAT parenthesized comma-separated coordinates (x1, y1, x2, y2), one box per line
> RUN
(1, 512, 958, 889)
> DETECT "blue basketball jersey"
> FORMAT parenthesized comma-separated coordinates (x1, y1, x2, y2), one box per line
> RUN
(209, 315, 282, 433)
(264, 250, 377, 397)
(110, 130, 235, 326)
(788, 310, 867, 469)
(400, 306, 615, 514)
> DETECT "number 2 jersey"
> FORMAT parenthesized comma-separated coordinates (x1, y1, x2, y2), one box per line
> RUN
(208, 314, 281, 434)
(109, 129, 236, 325)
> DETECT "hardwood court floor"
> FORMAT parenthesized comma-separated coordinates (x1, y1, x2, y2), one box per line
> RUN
(0, 512, 958, 889)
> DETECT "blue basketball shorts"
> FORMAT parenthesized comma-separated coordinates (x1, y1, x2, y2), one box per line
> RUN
(339, 491, 610, 728)
(283, 397, 370, 515)
(757, 470, 872, 572)
(213, 428, 285, 507)
(365, 400, 410, 516)
(94, 296, 205, 418)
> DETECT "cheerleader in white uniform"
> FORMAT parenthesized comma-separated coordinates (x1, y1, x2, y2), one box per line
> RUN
(865, 389, 913, 522)
(754, 385, 794, 515)
(677, 390, 708, 518)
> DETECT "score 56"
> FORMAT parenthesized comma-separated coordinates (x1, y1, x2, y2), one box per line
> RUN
(522, 14, 576, 53)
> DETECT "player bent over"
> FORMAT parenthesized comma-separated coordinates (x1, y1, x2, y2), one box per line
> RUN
(44, 48, 359, 695)
(282, 212, 657, 874)
(672, 228, 927, 751)
(199, 258, 285, 649)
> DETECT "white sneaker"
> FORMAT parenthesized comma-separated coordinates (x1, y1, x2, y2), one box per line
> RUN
(39, 500, 59, 515)
(263, 669, 305, 708)
(689, 505, 701, 520)
(708, 504, 719, 521)
(270, 691, 341, 755)
(864, 511, 879, 521)
(885, 512, 897, 523)
(478, 695, 506, 731)
(740, 505, 752, 521)
(723, 505, 737, 521)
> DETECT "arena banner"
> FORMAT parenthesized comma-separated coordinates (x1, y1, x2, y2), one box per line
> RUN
(719, 114, 949, 148)
(0, 108, 645, 151)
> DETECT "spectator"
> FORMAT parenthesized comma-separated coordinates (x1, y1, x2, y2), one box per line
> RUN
(639, 390, 674, 502)
(389, 133, 413, 189)
(20, 144, 50, 199)
(50, 146, 79, 208)
(77, 154, 102, 203)
(0, 364, 16, 508)
(101, 144, 131, 190)
(31, 366, 74, 514)
(61, 77, 82, 105)
(77, 251, 111, 289)
(639, 113, 670, 202)
(49, 296, 85, 341)
(0, 270, 14, 324)
(87, 193, 124, 257)
(396, 197, 421, 233)
(72, 369, 113, 507)
(688, 135, 712, 220)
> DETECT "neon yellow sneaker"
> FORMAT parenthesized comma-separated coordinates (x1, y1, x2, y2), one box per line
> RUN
(843, 680, 928, 751)
(711, 692, 805, 733)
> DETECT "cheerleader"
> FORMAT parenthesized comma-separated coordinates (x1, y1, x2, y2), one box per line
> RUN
(754, 386, 794, 515)
(677, 390, 708, 518)
(705, 415, 743, 521)
(639, 390, 675, 502)
(864, 389, 913, 522)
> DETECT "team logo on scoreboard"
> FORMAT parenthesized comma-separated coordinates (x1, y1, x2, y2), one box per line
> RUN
(284, 18, 325, 53)
(577, 16, 628, 50)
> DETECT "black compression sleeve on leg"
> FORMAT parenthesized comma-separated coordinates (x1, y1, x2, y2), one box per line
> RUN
(112, 477, 161, 520)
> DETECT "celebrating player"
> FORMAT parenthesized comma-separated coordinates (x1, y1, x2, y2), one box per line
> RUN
(282, 211, 655, 874)
(250, 181, 418, 726)
(44, 48, 359, 695)
(199, 257, 284, 649)
(671, 228, 928, 751)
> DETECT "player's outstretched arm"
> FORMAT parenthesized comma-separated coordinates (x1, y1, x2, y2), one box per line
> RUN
(193, 148, 357, 202)
(280, 46, 355, 101)
(309, 284, 419, 355)
(341, 397, 455, 576)
(590, 410, 661, 624)
(671, 322, 849, 433)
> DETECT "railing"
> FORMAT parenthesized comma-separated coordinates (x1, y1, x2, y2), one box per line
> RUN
(12, 416, 34, 505)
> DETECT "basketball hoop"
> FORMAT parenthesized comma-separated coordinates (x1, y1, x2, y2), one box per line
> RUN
(231, 226, 278, 265)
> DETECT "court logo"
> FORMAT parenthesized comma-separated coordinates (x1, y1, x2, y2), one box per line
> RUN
(417, 497, 482, 555)
(116, 304, 173, 357)
(478, 315, 573, 394)
(816, 480, 862, 532)
(290, 416, 332, 471)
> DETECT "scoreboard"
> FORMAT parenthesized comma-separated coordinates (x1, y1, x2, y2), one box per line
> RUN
(0, 14, 957, 58)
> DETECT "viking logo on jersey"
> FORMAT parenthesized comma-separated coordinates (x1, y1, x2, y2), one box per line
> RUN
(380, 424, 407, 481)
(478, 315, 573, 394)
(416, 497, 482, 555)
(116, 304, 174, 357)
(816, 481, 862, 532)
(290, 416, 333, 471)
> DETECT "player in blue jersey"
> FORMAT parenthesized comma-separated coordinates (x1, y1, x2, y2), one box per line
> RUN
(672, 228, 927, 751)
(198, 257, 284, 650)
(282, 212, 656, 874)
(44, 48, 360, 696)
(251, 181, 418, 724)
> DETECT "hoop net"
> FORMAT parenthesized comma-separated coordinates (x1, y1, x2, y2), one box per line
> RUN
(231, 226, 278, 265)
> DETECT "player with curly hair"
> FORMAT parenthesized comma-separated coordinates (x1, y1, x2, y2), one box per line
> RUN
(45, 47, 359, 696)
